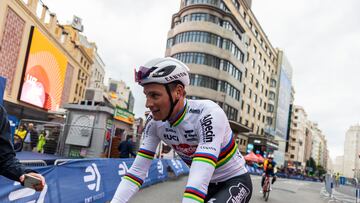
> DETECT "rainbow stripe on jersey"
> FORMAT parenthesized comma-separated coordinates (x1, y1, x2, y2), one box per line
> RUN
(123, 172, 143, 188)
(184, 187, 206, 203)
(216, 134, 237, 168)
(137, 148, 155, 160)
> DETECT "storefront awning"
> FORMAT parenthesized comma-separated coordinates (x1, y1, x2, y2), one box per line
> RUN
(229, 120, 252, 133)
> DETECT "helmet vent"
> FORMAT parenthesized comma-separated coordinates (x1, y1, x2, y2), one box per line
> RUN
(152, 65, 176, 77)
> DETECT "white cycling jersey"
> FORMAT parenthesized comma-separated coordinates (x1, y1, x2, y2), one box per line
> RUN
(111, 99, 247, 203)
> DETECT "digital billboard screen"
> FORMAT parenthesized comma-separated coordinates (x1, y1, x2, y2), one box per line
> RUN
(275, 67, 292, 139)
(20, 27, 67, 111)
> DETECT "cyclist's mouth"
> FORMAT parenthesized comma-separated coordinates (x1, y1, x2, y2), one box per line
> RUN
(151, 110, 160, 114)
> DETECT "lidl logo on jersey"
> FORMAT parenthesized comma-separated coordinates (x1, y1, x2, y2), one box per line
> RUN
(84, 163, 101, 192)
(200, 114, 215, 142)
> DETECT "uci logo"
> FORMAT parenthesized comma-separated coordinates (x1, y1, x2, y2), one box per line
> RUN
(84, 163, 101, 192)
(164, 134, 179, 141)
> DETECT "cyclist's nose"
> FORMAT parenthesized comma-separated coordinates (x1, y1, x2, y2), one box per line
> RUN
(145, 98, 153, 109)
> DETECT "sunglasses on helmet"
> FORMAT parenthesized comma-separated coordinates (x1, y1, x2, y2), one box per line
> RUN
(134, 66, 157, 82)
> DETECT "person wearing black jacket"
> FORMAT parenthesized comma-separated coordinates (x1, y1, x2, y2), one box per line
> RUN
(118, 135, 136, 158)
(0, 105, 45, 191)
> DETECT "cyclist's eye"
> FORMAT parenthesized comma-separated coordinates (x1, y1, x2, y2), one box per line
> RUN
(148, 93, 160, 99)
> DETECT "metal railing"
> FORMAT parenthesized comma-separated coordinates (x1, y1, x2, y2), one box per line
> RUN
(20, 160, 47, 167)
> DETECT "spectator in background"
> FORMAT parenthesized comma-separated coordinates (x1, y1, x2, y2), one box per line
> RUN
(23, 123, 37, 151)
(15, 124, 27, 140)
(118, 135, 136, 158)
(0, 105, 45, 191)
(36, 130, 46, 153)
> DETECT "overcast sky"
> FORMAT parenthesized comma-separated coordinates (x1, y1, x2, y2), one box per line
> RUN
(43, 0, 360, 160)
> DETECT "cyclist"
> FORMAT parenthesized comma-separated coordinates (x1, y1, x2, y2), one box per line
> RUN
(261, 154, 276, 192)
(111, 57, 252, 203)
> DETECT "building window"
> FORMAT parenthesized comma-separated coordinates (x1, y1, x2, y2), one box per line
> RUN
(169, 31, 245, 63)
(269, 91, 276, 100)
(189, 73, 241, 101)
(267, 104, 274, 113)
(254, 30, 258, 38)
(251, 58, 255, 68)
(270, 79, 277, 88)
(223, 103, 238, 121)
(173, 52, 242, 81)
(75, 83, 78, 94)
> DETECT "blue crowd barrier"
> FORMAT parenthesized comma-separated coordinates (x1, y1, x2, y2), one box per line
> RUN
(164, 159, 190, 177)
(0, 158, 186, 203)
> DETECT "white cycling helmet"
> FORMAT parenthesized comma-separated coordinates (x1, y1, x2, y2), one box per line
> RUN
(267, 154, 274, 159)
(135, 57, 190, 122)
(135, 57, 190, 86)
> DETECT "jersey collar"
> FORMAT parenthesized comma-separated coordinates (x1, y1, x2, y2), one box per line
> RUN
(168, 100, 188, 127)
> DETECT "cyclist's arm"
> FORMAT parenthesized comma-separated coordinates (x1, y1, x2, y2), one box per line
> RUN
(182, 107, 227, 203)
(111, 116, 160, 203)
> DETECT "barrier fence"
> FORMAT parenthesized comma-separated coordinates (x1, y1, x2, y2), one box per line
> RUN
(0, 158, 189, 203)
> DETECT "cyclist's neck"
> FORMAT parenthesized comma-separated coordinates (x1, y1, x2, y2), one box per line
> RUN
(168, 98, 186, 123)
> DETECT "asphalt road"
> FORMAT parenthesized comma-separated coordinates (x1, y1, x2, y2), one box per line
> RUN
(129, 175, 357, 203)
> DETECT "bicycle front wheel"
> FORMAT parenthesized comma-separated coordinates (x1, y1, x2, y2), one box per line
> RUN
(264, 182, 270, 201)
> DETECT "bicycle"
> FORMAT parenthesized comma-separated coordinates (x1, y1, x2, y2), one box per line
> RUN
(262, 174, 271, 201)
(13, 134, 23, 152)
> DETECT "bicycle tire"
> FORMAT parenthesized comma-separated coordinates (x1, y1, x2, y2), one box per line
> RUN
(262, 179, 268, 198)
(265, 180, 270, 201)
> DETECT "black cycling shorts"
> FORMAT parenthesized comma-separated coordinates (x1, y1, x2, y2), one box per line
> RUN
(205, 172, 252, 203)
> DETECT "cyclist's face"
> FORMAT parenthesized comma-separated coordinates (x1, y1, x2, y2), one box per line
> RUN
(143, 83, 172, 120)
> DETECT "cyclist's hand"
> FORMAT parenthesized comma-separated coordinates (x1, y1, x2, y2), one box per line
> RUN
(20, 173, 46, 191)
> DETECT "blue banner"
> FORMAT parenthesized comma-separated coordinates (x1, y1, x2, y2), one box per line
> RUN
(165, 159, 190, 176)
(0, 158, 173, 203)
(0, 76, 5, 105)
